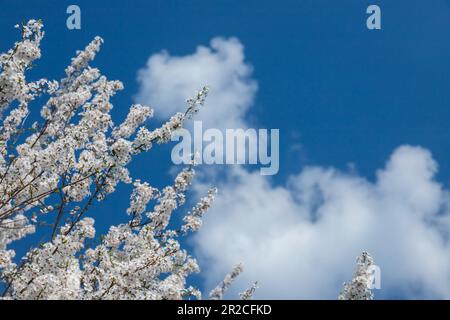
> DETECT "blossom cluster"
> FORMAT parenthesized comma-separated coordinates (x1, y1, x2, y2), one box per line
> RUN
(338, 251, 376, 300)
(0, 20, 244, 300)
(209, 263, 244, 300)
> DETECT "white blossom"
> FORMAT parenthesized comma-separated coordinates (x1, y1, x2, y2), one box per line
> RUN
(181, 187, 217, 233)
(209, 263, 244, 300)
(338, 251, 375, 300)
(0, 20, 228, 300)
(239, 281, 258, 300)
(113, 104, 153, 139)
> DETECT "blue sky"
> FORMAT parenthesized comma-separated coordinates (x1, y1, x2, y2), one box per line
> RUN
(2, 0, 450, 299)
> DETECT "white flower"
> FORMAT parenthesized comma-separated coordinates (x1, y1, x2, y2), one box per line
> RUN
(209, 263, 244, 300)
(240, 281, 258, 300)
(338, 251, 375, 300)
(0, 19, 249, 301)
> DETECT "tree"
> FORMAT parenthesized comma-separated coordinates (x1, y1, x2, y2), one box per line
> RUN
(0, 19, 370, 301)
(0, 19, 256, 300)
(339, 251, 376, 300)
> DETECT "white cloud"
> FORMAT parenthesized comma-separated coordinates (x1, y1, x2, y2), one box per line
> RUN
(136, 38, 450, 299)
(135, 37, 257, 129)
(193, 146, 450, 299)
